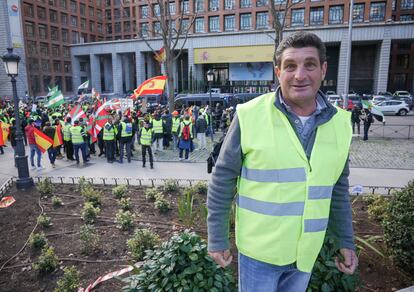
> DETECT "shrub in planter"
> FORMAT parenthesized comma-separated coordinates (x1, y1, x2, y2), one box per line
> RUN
(193, 181, 208, 196)
(118, 197, 132, 211)
(177, 190, 196, 226)
(78, 176, 91, 192)
(32, 245, 59, 273)
(121, 230, 235, 291)
(81, 185, 102, 207)
(307, 235, 361, 291)
(154, 194, 171, 213)
(37, 214, 53, 228)
(37, 178, 54, 198)
(144, 188, 161, 201)
(127, 228, 160, 261)
(367, 195, 389, 222)
(29, 232, 48, 250)
(382, 180, 414, 275)
(116, 210, 135, 230)
(79, 224, 100, 255)
(163, 179, 179, 193)
(52, 196, 63, 207)
(55, 266, 80, 292)
(81, 202, 101, 224)
(113, 185, 128, 199)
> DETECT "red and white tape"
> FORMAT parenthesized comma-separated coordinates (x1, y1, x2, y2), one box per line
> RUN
(78, 265, 134, 292)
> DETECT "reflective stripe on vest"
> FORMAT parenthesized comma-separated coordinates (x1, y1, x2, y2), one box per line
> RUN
(236, 92, 352, 273)
(121, 122, 132, 137)
(63, 124, 71, 141)
(152, 119, 163, 134)
(70, 126, 83, 144)
(140, 128, 152, 146)
(103, 123, 115, 141)
(172, 117, 180, 133)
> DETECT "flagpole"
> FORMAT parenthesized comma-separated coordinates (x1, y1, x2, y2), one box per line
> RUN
(343, 0, 354, 110)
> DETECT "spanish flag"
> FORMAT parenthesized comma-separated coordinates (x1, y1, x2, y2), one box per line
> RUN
(33, 128, 53, 153)
(53, 124, 63, 147)
(132, 76, 167, 100)
(154, 47, 166, 63)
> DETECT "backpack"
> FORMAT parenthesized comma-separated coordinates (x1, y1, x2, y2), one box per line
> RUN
(125, 123, 132, 134)
(182, 124, 191, 141)
(207, 135, 225, 173)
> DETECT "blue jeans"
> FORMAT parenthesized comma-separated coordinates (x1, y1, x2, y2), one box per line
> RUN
(119, 139, 131, 162)
(29, 144, 42, 167)
(73, 142, 87, 163)
(239, 253, 311, 292)
(47, 147, 57, 164)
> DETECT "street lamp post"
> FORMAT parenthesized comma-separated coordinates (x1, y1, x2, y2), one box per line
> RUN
(1, 48, 34, 189)
(206, 69, 214, 141)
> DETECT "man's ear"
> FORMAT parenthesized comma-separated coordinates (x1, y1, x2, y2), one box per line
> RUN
(322, 61, 327, 79)
(275, 66, 281, 79)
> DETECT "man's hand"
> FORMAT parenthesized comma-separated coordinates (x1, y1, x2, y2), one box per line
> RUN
(335, 248, 358, 275)
(208, 250, 233, 268)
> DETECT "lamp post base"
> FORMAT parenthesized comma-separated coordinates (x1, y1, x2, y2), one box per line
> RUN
(15, 155, 34, 189)
(16, 177, 34, 189)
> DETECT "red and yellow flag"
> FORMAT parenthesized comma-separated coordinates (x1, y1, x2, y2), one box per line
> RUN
(53, 124, 63, 147)
(132, 76, 167, 100)
(154, 47, 166, 63)
(0, 122, 10, 146)
(0, 196, 16, 208)
(33, 128, 53, 153)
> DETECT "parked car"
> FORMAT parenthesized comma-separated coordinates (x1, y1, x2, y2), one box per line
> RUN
(35, 96, 47, 103)
(375, 100, 410, 116)
(325, 91, 336, 96)
(372, 95, 392, 105)
(174, 93, 233, 108)
(378, 91, 393, 97)
(393, 90, 413, 98)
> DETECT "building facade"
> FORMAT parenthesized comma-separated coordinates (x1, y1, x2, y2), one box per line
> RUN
(2, 0, 414, 96)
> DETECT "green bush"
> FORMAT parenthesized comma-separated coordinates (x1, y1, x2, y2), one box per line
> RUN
(29, 232, 48, 250)
(307, 235, 361, 292)
(144, 188, 160, 201)
(382, 180, 414, 275)
(367, 195, 390, 222)
(81, 202, 101, 224)
(52, 196, 63, 207)
(113, 184, 128, 199)
(37, 214, 53, 228)
(118, 197, 132, 211)
(121, 230, 235, 291)
(80, 185, 102, 207)
(79, 224, 100, 255)
(55, 266, 80, 292)
(178, 189, 196, 226)
(32, 245, 59, 273)
(127, 228, 160, 261)
(163, 179, 179, 193)
(115, 210, 135, 230)
(154, 194, 171, 213)
(78, 176, 91, 193)
(37, 178, 54, 198)
(193, 181, 208, 196)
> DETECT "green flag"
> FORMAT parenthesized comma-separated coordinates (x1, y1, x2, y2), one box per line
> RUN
(47, 90, 65, 108)
(361, 99, 385, 123)
(47, 86, 59, 97)
(78, 80, 89, 90)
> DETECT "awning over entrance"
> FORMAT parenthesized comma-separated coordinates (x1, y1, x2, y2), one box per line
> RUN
(194, 45, 274, 64)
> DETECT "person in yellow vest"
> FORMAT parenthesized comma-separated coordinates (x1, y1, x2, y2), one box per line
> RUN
(70, 120, 88, 164)
(207, 32, 357, 291)
(171, 111, 180, 150)
(117, 116, 133, 163)
(103, 117, 116, 163)
(63, 116, 74, 161)
(138, 121, 154, 169)
(151, 113, 163, 153)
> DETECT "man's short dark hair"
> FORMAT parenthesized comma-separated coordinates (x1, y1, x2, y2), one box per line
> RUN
(275, 32, 327, 67)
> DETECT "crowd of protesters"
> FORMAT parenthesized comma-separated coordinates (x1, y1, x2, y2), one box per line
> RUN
(0, 96, 236, 170)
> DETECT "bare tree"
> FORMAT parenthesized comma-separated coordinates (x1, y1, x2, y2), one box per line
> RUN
(138, 0, 196, 112)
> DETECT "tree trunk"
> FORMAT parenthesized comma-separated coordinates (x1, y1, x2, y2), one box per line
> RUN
(165, 60, 175, 113)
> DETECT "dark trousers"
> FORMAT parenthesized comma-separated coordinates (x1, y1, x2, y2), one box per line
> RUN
(119, 139, 131, 162)
(363, 122, 371, 141)
(73, 142, 87, 162)
(105, 140, 115, 162)
(163, 134, 171, 148)
(141, 145, 153, 167)
(352, 121, 360, 135)
(0, 146, 3, 154)
(64, 140, 74, 160)
(47, 147, 57, 164)
(179, 148, 189, 159)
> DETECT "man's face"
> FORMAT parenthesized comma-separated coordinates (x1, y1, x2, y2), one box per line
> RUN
(276, 47, 327, 106)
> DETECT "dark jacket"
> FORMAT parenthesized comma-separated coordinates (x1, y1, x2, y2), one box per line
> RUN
(351, 108, 361, 123)
(195, 116, 208, 134)
(43, 126, 56, 140)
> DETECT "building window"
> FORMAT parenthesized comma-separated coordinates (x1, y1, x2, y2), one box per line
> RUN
(61, 29, 68, 42)
(39, 24, 48, 39)
(70, 0, 77, 13)
(60, 0, 67, 9)
(224, 15, 235, 31)
(400, 14, 413, 21)
(256, 12, 268, 29)
(154, 22, 161, 35)
(291, 8, 305, 26)
(275, 11, 285, 25)
(24, 4, 34, 17)
(209, 16, 220, 32)
(180, 19, 190, 32)
(71, 31, 79, 44)
(25, 22, 35, 38)
(257, 0, 268, 7)
(353, 4, 364, 23)
(169, 2, 176, 14)
(397, 54, 409, 68)
(65, 77, 72, 92)
(53, 61, 61, 73)
(141, 6, 148, 18)
(64, 62, 71, 73)
(80, 3, 86, 16)
(240, 0, 252, 8)
(195, 0, 204, 12)
(41, 60, 50, 72)
(90, 21, 95, 32)
(81, 18, 87, 30)
(224, 0, 235, 10)
(401, 0, 414, 9)
(37, 7, 46, 19)
(28, 58, 39, 71)
(89, 7, 94, 17)
(49, 10, 57, 22)
(51, 27, 59, 41)
(240, 13, 252, 30)
(106, 23, 112, 33)
(275, 0, 286, 4)
(153, 4, 160, 16)
(393, 74, 406, 89)
(181, 1, 190, 14)
(97, 23, 103, 33)
(370, 2, 386, 22)
(40, 43, 49, 57)
(80, 62, 86, 71)
(27, 41, 37, 55)
(63, 47, 70, 58)
(97, 10, 102, 21)
(49, 0, 56, 7)
(71, 16, 78, 27)
(209, 0, 219, 11)
(114, 22, 121, 33)
(195, 17, 205, 33)
(52, 45, 60, 57)
(329, 5, 343, 24)
(310, 7, 324, 25)
(61, 13, 68, 25)
(141, 23, 149, 36)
